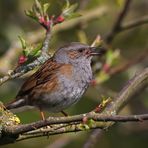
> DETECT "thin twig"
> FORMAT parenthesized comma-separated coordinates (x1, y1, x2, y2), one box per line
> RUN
(46, 135, 75, 148)
(106, 0, 132, 43)
(79, 0, 91, 10)
(83, 129, 102, 148)
(42, 26, 52, 54)
(0, 30, 52, 86)
(121, 15, 148, 31)
(109, 49, 148, 75)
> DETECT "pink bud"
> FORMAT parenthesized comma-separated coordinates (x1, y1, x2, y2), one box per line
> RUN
(18, 55, 27, 64)
(39, 16, 45, 24)
(56, 15, 65, 23)
(39, 16, 51, 30)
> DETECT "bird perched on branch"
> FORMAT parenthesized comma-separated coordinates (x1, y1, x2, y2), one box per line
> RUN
(6, 42, 104, 119)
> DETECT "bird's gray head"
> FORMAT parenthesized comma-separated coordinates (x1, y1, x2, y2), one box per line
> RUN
(54, 42, 99, 66)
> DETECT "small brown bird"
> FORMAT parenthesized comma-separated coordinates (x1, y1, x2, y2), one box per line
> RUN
(6, 42, 104, 119)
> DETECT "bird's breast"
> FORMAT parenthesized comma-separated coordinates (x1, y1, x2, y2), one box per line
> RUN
(39, 64, 93, 112)
(58, 64, 92, 100)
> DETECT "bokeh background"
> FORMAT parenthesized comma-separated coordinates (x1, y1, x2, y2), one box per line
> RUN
(0, 0, 148, 148)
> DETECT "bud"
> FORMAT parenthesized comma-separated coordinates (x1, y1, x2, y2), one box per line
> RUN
(18, 55, 28, 64)
(56, 15, 65, 23)
(39, 16, 45, 24)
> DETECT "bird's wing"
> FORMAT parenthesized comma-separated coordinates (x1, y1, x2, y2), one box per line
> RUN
(16, 59, 73, 98)
(16, 59, 60, 97)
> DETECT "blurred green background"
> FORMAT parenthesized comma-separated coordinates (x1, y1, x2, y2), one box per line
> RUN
(0, 0, 148, 148)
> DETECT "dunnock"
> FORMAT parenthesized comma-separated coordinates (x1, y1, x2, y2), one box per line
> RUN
(6, 42, 103, 119)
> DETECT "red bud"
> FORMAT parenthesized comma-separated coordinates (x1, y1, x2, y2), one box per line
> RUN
(39, 16, 51, 30)
(18, 55, 28, 64)
(56, 15, 65, 23)
(39, 16, 45, 24)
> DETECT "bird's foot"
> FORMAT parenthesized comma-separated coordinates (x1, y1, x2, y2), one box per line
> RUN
(61, 110, 69, 116)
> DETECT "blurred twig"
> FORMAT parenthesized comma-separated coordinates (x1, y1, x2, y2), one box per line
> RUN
(109, 49, 148, 76)
(106, 0, 132, 43)
(121, 15, 148, 31)
(46, 135, 76, 148)
(83, 129, 102, 148)
(79, 0, 91, 10)
(105, 1, 148, 44)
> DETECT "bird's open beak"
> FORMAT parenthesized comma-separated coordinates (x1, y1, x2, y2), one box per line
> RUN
(89, 47, 106, 56)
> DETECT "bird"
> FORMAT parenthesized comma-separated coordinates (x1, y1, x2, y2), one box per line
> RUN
(6, 42, 104, 119)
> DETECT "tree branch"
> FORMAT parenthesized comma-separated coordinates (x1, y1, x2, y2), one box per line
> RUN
(8, 113, 148, 143)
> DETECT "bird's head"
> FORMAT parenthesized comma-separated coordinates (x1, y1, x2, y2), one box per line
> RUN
(54, 42, 104, 66)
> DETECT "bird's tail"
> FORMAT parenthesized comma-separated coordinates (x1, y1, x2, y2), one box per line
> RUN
(5, 99, 26, 110)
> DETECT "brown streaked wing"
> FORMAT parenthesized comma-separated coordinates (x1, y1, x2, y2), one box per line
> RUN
(16, 59, 61, 97)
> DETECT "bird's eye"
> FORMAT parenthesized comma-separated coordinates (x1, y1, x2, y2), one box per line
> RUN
(78, 48, 84, 53)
